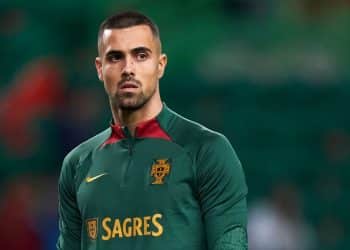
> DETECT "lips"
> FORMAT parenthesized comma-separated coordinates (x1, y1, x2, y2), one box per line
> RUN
(119, 81, 139, 89)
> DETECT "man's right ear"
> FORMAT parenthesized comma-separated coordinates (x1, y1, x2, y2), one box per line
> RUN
(95, 57, 103, 81)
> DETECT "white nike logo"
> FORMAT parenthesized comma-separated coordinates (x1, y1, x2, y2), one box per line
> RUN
(85, 173, 108, 183)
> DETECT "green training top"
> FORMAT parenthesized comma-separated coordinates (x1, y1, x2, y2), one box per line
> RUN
(57, 104, 248, 250)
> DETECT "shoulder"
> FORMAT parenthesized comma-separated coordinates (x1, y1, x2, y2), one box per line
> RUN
(166, 108, 231, 152)
(61, 128, 111, 170)
(166, 108, 242, 175)
(58, 128, 111, 192)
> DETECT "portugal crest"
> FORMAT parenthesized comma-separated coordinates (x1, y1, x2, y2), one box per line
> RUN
(151, 159, 171, 184)
(86, 218, 98, 240)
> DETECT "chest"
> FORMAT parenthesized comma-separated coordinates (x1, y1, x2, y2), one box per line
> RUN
(76, 139, 198, 217)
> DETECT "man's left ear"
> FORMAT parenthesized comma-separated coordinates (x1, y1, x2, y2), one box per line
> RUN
(158, 54, 167, 79)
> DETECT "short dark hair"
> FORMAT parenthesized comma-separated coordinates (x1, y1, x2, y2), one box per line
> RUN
(97, 11, 160, 53)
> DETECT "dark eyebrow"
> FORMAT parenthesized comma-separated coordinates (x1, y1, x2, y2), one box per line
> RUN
(104, 47, 152, 59)
(105, 50, 124, 58)
(131, 46, 152, 54)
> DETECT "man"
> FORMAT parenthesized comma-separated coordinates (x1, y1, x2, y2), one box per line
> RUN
(57, 11, 248, 250)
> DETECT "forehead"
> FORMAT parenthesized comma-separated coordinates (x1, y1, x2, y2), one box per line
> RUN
(100, 25, 157, 54)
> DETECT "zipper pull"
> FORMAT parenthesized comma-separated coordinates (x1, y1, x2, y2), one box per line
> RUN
(123, 126, 134, 155)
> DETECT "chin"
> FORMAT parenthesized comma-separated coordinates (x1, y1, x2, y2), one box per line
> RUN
(113, 90, 154, 111)
(119, 98, 147, 111)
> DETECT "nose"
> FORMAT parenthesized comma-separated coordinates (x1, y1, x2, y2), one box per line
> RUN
(121, 55, 135, 76)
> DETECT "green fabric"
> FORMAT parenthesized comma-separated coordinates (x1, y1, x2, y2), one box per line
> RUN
(57, 104, 248, 250)
(213, 227, 248, 250)
(57, 129, 111, 250)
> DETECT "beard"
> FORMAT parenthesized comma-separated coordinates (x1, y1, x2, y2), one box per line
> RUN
(110, 84, 157, 112)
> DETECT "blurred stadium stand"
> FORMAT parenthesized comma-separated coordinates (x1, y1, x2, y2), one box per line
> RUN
(0, 0, 349, 249)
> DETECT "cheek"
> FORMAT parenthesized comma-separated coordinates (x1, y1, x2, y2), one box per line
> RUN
(102, 65, 121, 92)
(142, 61, 160, 81)
(103, 65, 121, 83)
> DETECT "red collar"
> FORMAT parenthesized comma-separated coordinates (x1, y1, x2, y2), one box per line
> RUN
(101, 118, 171, 147)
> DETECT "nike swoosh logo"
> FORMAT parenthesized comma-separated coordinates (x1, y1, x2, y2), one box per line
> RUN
(86, 173, 108, 183)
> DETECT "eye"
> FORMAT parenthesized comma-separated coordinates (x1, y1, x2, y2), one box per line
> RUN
(136, 52, 148, 61)
(107, 53, 123, 62)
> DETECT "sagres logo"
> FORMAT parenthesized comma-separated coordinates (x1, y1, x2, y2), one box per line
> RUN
(151, 159, 171, 184)
(84, 214, 164, 240)
(86, 218, 98, 240)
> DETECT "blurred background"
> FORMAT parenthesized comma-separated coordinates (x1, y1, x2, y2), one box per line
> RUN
(0, 0, 349, 249)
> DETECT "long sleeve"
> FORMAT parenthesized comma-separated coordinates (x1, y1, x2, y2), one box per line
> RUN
(197, 134, 248, 250)
(213, 227, 248, 250)
(57, 156, 82, 250)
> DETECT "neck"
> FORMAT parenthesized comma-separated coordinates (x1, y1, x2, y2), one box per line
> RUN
(111, 95, 163, 136)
